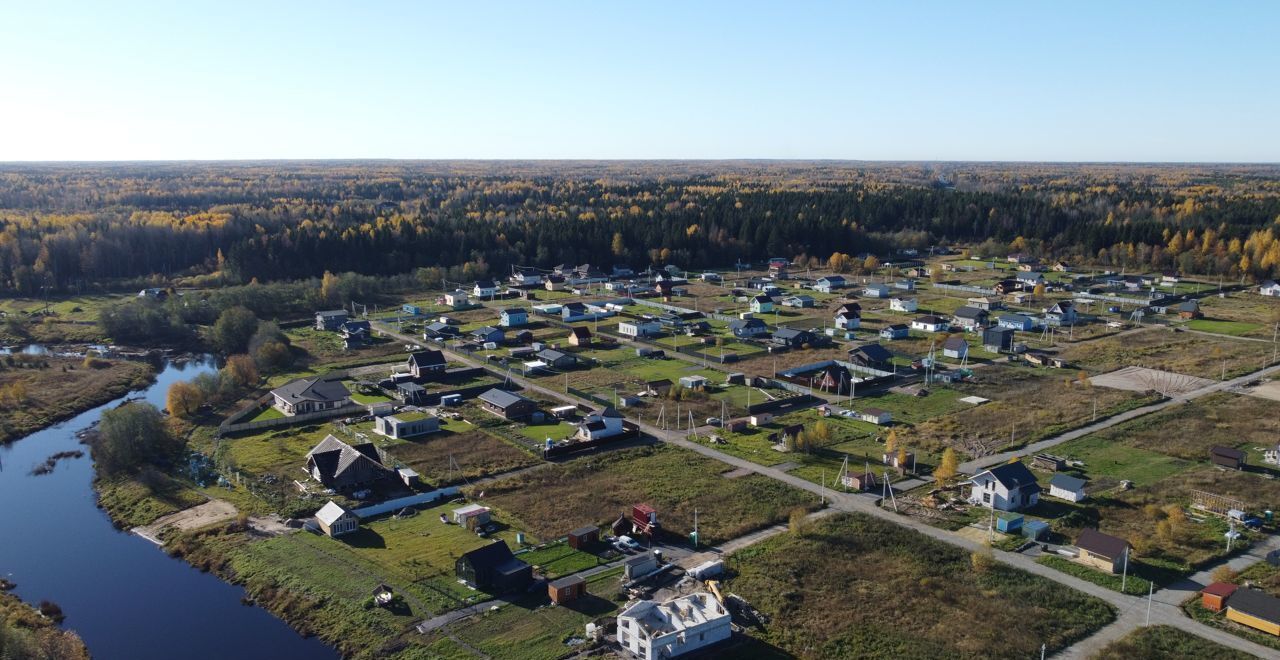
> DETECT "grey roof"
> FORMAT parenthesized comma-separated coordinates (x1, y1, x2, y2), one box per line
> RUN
(773, 327, 809, 340)
(728, 318, 767, 330)
(501, 307, 528, 316)
(408, 349, 446, 368)
(549, 574, 585, 589)
(1049, 473, 1087, 492)
(599, 406, 623, 419)
(980, 462, 1040, 494)
(1015, 271, 1045, 281)
(1228, 588, 1280, 624)
(1177, 300, 1200, 312)
(753, 295, 772, 303)
(954, 306, 987, 320)
(883, 323, 909, 331)
(479, 388, 530, 410)
(915, 315, 946, 325)
(943, 336, 968, 351)
(273, 378, 351, 404)
(1210, 445, 1245, 460)
(537, 348, 572, 362)
(850, 344, 893, 363)
(472, 326, 503, 337)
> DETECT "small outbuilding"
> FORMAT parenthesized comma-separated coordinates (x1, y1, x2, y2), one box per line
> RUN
(548, 575, 586, 605)
(452, 503, 492, 528)
(1048, 473, 1088, 503)
(1074, 528, 1130, 574)
(1210, 445, 1246, 470)
(315, 500, 360, 537)
(567, 526, 600, 549)
(1226, 587, 1280, 636)
(1201, 582, 1238, 613)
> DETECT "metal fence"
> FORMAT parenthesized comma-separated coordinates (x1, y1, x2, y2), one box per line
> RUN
(932, 283, 997, 296)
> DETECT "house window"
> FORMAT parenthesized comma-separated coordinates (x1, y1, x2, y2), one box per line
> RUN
(983, 493, 991, 504)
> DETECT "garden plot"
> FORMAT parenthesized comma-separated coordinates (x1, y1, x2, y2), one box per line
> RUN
(1090, 366, 1214, 395)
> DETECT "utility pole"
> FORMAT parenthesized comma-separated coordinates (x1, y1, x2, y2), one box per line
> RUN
(1146, 581, 1153, 626)
(1121, 546, 1129, 593)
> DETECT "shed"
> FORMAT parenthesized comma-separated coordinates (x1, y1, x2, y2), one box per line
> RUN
(1075, 528, 1130, 574)
(1202, 582, 1238, 613)
(315, 500, 359, 537)
(1048, 473, 1088, 503)
(996, 513, 1023, 533)
(452, 504, 492, 528)
(1022, 520, 1050, 541)
(456, 540, 532, 593)
(548, 575, 586, 605)
(623, 553, 660, 580)
(1210, 445, 1246, 470)
(567, 526, 600, 550)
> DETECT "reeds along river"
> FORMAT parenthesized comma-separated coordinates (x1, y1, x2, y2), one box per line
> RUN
(0, 353, 337, 660)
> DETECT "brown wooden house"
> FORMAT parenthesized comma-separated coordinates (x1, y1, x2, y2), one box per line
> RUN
(548, 575, 586, 605)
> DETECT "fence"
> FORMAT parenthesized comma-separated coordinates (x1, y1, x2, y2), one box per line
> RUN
(932, 283, 997, 296)
(567, 386, 614, 407)
(543, 425, 641, 459)
(352, 487, 461, 518)
(745, 393, 822, 415)
(218, 403, 368, 436)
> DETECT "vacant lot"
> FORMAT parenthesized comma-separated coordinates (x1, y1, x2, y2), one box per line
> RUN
(1058, 328, 1271, 380)
(394, 428, 540, 485)
(1094, 625, 1254, 660)
(0, 357, 154, 444)
(726, 513, 1114, 659)
(1080, 392, 1280, 461)
(1193, 291, 1280, 339)
(479, 445, 818, 545)
(910, 366, 1157, 457)
(1090, 366, 1215, 395)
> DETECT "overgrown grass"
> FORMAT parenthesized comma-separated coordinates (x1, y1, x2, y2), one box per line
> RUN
(1093, 625, 1254, 660)
(1036, 555, 1154, 596)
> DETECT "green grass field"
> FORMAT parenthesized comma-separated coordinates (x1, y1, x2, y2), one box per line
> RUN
(1186, 318, 1264, 336)
(1049, 434, 1192, 487)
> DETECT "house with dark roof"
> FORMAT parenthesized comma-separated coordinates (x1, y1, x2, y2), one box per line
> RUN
(407, 349, 447, 378)
(1048, 473, 1087, 502)
(1074, 528, 1130, 574)
(1226, 588, 1280, 636)
(424, 322, 460, 339)
(814, 276, 847, 293)
(644, 379, 673, 396)
(952, 306, 990, 331)
(880, 323, 909, 340)
(478, 388, 537, 420)
(1210, 445, 1246, 470)
(983, 326, 1015, 353)
(848, 343, 893, 368)
(395, 382, 427, 404)
(456, 540, 532, 593)
(771, 327, 817, 349)
(911, 315, 948, 333)
(315, 309, 349, 331)
(499, 308, 528, 327)
(1261, 280, 1280, 297)
(1015, 271, 1046, 287)
(863, 284, 890, 298)
(1044, 301, 1078, 326)
(750, 295, 774, 314)
(577, 407, 626, 440)
(473, 280, 499, 298)
(338, 319, 371, 342)
(967, 461, 1041, 511)
(568, 326, 592, 346)
(271, 378, 352, 416)
(1176, 300, 1203, 319)
(942, 336, 969, 360)
(728, 318, 769, 338)
(536, 348, 577, 369)
(305, 434, 391, 489)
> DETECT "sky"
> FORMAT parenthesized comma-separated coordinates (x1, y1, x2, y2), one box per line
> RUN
(0, 1, 1276, 162)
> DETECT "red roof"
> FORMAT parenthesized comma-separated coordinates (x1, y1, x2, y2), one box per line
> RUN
(1203, 582, 1238, 598)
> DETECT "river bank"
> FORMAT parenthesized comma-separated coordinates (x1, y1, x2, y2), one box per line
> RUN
(0, 587, 91, 660)
(0, 355, 156, 446)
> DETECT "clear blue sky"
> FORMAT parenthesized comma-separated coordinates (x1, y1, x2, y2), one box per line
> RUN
(1, 1, 1276, 162)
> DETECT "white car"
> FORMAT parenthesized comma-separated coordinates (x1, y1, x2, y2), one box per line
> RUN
(614, 535, 642, 552)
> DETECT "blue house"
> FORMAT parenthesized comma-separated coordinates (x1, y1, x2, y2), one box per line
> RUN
(499, 308, 528, 328)
(997, 314, 1035, 331)
(471, 326, 505, 344)
(814, 276, 846, 294)
(402, 303, 423, 316)
(728, 318, 769, 338)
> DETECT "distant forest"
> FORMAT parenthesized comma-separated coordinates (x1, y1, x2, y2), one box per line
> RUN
(1, 160, 1280, 295)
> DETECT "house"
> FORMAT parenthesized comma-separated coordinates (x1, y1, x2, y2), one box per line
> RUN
(577, 407, 626, 440)
(375, 411, 439, 439)
(1201, 583, 1238, 613)
(1044, 301, 1078, 326)
(568, 326, 592, 346)
(1210, 445, 1246, 470)
(444, 290, 471, 308)
(728, 318, 769, 338)
(1053, 261, 1072, 272)
(1176, 300, 1202, 319)
(424, 321, 460, 339)
(406, 349, 447, 378)
(1226, 588, 1280, 636)
(889, 297, 919, 313)
(911, 315, 949, 332)
(997, 314, 1035, 331)
(771, 327, 816, 349)
(456, 541, 532, 593)
(643, 379, 673, 397)
(679, 375, 710, 390)
(1024, 351, 1067, 368)
(890, 279, 916, 292)
(562, 302, 611, 322)
(567, 526, 600, 550)
(499, 308, 528, 327)
(953, 306, 989, 331)
(471, 326, 505, 344)
(315, 309, 348, 331)
(982, 326, 1015, 353)
(685, 321, 711, 336)
(967, 296, 1000, 311)
(452, 503, 492, 527)
(1048, 473, 1087, 502)
(781, 295, 815, 308)
(700, 272, 722, 282)
(857, 408, 892, 425)
(473, 280, 499, 298)
(849, 343, 894, 368)
(619, 319, 662, 338)
(393, 381, 427, 404)
(835, 303, 862, 317)
(862, 284, 890, 299)
(967, 461, 1041, 511)
(994, 279, 1022, 295)
(1160, 271, 1181, 285)
(616, 592, 731, 660)
(544, 275, 567, 291)
(510, 268, 542, 286)
(536, 348, 577, 369)
(315, 500, 359, 537)
(880, 324, 909, 340)
(339, 319, 371, 342)
(478, 388, 537, 420)
(942, 336, 969, 360)
(841, 467, 878, 491)
(1007, 253, 1036, 264)
(750, 295, 774, 314)
(305, 435, 389, 489)
(814, 276, 847, 294)
(1074, 528, 1130, 574)
(271, 378, 352, 416)
(401, 303, 423, 317)
(548, 575, 586, 605)
(1261, 281, 1280, 297)
(834, 310, 861, 330)
(138, 287, 168, 300)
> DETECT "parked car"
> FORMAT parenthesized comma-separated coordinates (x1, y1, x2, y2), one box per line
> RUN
(614, 535, 641, 552)
(705, 417, 722, 427)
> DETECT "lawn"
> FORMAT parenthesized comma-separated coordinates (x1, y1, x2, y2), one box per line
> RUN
(726, 513, 1114, 659)
(478, 445, 819, 546)
(1186, 318, 1264, 336)
(519, 421, 576, 441)
(1036, 555, 1153, 596)
(1192, 291, 1280, 340)
(1049, 434, 1192, 487)
(247, 405, 285, 423)
(1093, 625, 1254, 660)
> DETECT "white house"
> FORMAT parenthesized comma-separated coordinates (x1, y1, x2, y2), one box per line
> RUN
(473, 280, 499, 298)
(499, 308, 528, 327)
(444, 290, 470, 308)
(834, 312, 861, 330)
(889, 297, 918, 313)
(863, 284, 890, 299)
(510, 270, 542, 286)
(1261, 280, 1280, 297)
(967, 462, 1041, 512)
(750, 295, 774, 314)
(1048, 473, 1088, 503)
(911, 315, 948, 333)
(315, 500, 359, 537)
(856, 408, 892, 425)
(619, 319, 662, 338)
(1044, 301, 1078, 326)
(814, 276, 847, 294)
(374, 412, 440, 440)
(617, 592, 731, 660)
(942, 336, 969, 360)
(577, 406, 626, 441)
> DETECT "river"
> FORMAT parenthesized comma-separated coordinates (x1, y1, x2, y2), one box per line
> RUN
(0, 354, 338, 660)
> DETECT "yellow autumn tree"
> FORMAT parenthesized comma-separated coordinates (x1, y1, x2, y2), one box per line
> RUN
(166, 381, 204, 419)
(934, 448, 958, 483)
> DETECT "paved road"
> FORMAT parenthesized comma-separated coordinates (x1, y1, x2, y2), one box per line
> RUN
(960, 361, 1280, 474)
(375, 320, 1280, 657)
